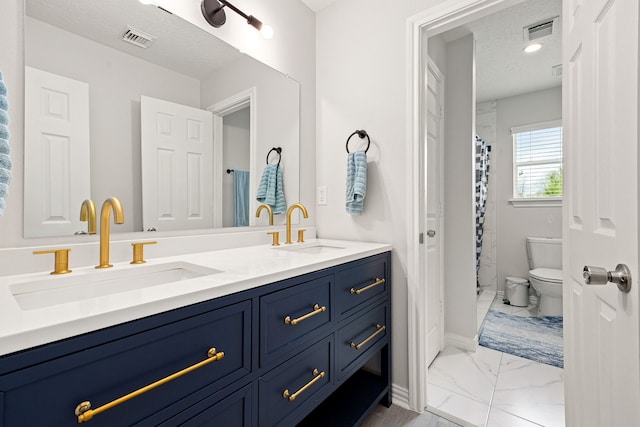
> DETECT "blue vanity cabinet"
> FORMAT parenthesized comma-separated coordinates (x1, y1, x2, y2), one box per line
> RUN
(335, 255, 389, 321)
(336, 301, 389, 380)
(259, 274, 333, 367)
(157, 383, 255, 427)
(0, 251, 391, 427)
(0, 299, 253, 427)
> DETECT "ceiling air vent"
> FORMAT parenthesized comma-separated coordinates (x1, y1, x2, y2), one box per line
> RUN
(523, 17, 559, 42)
(121, 26, 157, 48)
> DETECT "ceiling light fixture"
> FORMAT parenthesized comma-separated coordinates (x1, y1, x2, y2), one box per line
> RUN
(524, 43, 543, 54)
(201, 0, 273, 39)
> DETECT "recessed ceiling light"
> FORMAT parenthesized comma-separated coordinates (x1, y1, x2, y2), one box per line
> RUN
(524, 43, 543, 53)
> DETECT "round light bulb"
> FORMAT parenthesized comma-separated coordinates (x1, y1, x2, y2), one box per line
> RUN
(524, 43, 543, 53)
(261, 24, 274, 40)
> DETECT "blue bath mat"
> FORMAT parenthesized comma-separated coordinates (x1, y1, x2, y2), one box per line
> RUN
(479, 309, 564, 368)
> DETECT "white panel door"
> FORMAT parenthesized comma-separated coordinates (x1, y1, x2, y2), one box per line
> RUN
(24, 67, 90, 237)
(426, 58, 444, 366)
(563, 0, 640, 425)
(141, 96, 214, 231)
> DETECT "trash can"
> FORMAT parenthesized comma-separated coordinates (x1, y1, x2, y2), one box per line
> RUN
(505, 277, 529, 307)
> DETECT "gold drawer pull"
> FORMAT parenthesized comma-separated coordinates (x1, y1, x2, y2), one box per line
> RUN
(350, 277, 385, 295)
(284, 304, 327, 325)
(75, 348, 224, 423)
(282, 368, 326, 402)
(350, 324, 386, 350)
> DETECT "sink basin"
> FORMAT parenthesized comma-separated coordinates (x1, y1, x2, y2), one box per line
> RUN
(10, 261, 222, 310)
(276, 243, 345, 255)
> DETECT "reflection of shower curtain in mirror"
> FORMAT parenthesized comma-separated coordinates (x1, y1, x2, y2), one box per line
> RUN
(475, 136, 491, 282)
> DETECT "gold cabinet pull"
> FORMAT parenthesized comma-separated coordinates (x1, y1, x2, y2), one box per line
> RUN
(350, 277, 385, 295)
(74, 348, 224, 423)
(282, 368, 325, 402)
(350, 324, 386, 350)
(284, 304, 327, 325)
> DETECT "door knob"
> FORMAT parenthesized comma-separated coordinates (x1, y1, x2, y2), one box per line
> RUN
(427, 230, 436, 238)
(583, 264, 632, 293)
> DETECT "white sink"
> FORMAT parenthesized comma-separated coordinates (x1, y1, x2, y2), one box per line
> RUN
(276, 242, 345, 254)
(10, 262, 223, 310)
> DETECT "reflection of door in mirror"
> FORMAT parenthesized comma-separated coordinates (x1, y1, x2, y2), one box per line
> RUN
(24, 67, 90, 237)
(222, 107, 251, 227)
(141, 96, 214, 232)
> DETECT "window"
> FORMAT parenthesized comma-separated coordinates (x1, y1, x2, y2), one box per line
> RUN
(511, 120, 563, 200)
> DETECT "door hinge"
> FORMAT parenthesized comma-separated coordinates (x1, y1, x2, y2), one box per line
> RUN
(419, 233, 424, 244)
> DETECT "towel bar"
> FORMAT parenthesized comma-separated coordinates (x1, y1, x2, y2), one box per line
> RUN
(346, 130, 370, 153)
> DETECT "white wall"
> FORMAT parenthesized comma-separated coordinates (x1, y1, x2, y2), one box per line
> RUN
(25, 17, 202, 233)
(222, 108, 251, 227)
(0, 0, 315, 248)
(316, 0, 449, 394)
(443, 34, 478, 342)
(495, 87, 562, 292)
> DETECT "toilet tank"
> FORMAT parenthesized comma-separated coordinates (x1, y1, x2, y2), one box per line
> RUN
(526, 237, 562, 270)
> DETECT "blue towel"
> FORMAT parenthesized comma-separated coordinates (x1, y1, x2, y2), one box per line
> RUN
(0, 71, 10, 216)
(256, 164, 286, 214)
(233, 170, 250, 227)
(346, 151, 367, 215)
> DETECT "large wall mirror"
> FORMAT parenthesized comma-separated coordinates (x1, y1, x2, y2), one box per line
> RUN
(23, 0, 300, 238)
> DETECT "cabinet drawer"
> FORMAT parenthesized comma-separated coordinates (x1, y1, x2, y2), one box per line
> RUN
(335, 256, 389, 320)
(260, 275, 332, 365)
(157, 383, 253, 427)
(0, 301, 251, 427)
(337, 303, 389, 379)
(258, 336, 332, 427)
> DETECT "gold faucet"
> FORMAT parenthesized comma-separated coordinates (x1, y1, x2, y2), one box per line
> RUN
(286, 203, 308, 244)
(256, 204, 274, 225)
(80, 199, 97, 235)
(96, 197, 125, 269)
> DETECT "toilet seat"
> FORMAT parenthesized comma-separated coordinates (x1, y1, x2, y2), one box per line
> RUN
(529, 268, 562, 284)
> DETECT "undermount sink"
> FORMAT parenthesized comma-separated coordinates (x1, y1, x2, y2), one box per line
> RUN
(10, 261, 223, 310)
(276, 242, 345, 254)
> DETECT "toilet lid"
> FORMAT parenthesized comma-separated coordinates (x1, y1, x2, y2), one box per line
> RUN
(530, 268, 563, 283)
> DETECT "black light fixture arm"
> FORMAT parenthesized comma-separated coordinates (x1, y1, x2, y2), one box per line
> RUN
(201, 0, 264, 31)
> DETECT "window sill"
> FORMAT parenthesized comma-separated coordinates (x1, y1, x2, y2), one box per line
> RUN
(508, 198, 563, 208)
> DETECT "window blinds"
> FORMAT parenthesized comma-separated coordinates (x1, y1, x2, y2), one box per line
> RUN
(512, 125, 563, 199)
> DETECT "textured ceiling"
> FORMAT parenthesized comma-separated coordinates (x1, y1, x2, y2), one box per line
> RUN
(26, 0, 243, 80)
(445, 0, 563, 102)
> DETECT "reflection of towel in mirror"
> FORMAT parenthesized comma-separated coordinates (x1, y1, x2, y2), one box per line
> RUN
(257, 164, 286, 214)
(346, 151, 367, 215)
(0, 71, 11, 216)
(233, 170, 250, 227)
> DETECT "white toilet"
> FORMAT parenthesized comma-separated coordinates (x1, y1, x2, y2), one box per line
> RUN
(526, 237, 563, 316)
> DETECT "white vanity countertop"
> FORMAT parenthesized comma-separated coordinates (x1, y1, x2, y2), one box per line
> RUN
(0, 239, 391, 356)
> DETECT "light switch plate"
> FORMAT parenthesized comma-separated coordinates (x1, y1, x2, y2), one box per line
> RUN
(317, 186, 327, 205)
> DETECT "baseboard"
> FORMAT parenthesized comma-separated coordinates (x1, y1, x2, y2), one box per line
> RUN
(445, 332, 479, 352)
(391, 383, 410, 410)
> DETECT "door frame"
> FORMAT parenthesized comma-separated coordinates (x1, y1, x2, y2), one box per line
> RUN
(406, 0, 527, 412)
(208, 87, 257, 227)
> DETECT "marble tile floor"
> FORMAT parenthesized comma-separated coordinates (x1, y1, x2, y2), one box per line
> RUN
(361, 291, 563, 427)
(425, 291, 565, 427)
